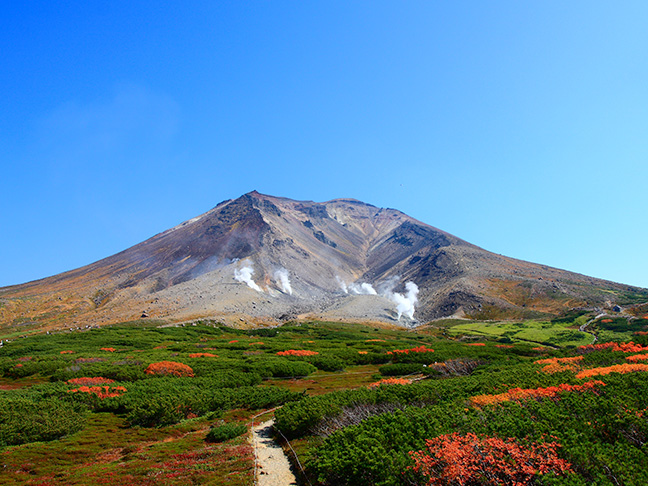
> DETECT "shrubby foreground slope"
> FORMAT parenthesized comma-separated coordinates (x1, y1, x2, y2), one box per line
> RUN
(1, 315, 648, 484)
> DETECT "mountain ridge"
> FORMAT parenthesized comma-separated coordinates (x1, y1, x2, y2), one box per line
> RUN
(1, 191, 646, 331)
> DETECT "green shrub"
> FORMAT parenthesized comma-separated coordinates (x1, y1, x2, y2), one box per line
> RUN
(310, 355, 345, 372)
(0, 397, 88, 447)
(205, 421, 247, 442)
(379, 363, 424, 376)
(249, 359, 317, 378)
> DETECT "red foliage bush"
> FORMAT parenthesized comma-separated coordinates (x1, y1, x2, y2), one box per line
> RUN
(495, 344, 514, 349)
(535, 356, 583, 374)
(470, 381, 605, 407)
(145, 361, 194, 377)
(100, 347, 116, 352)
(578, 341, 648, 353)
(368, 377, 412, 388)
(188, 353, 218, 358)
(60, 350, 74, 354)
(68, 377, 115, 386)
(68, 385, 127, 399)
(576, 363, 648, 379)
(626, 354, 648, 362)
(409, 432, 572, 485)
(465, 343, 486, 347)
(387, 346, 435, 355)
(276, 350, 319, 356)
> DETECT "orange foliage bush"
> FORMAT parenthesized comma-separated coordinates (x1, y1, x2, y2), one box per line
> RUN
(228, 340, 239, 344)
(68, 385, 127, 399)
(368, 377, 412, 388)
(578, 341, 648, 353)
(100, 347, 116, 352)
(366, 339, 386, 342)
(470, 381, 605, 407)
(145, 361, 194, 377)
(188, 353, 218, 358)
(276, 350, 319, 356)
(535, 356, 583, 374)
(465, 343, 486, 347)
(358, 351, 368, 354)
(576, 363, 648, 379)
(68, 377, 115, 386)
(387, 346, 434, 355)
(409, 432, 572, 485)
(495, 344, 514, 349)
(626, 354, 648, 362)
(60, 350, 74, 354)
(249, 342, 264, 345)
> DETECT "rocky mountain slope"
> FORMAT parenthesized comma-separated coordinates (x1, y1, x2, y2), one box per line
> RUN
(1, 191, 646, 330)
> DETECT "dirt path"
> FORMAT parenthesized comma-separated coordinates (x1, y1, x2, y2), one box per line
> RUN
(580, 313, 605, 344)
(252, 419, 298, 486)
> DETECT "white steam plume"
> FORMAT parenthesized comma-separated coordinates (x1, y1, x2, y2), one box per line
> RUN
(336, 276, 348, 294)
(234, 263, 263, 292)
(348, 282, 377, 295)
(387, 282, 419, 320)
(274, 268, 293, 295)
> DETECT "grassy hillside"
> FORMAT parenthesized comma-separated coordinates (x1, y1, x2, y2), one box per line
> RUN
(1, 315, 648, 484)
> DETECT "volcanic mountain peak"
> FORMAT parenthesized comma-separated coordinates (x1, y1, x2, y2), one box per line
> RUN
(1, 192, 646, 331)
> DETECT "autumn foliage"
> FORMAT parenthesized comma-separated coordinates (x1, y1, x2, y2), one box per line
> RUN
(100, 347, 116, 352)
(68, 385, 127, 399)
(387, 346, 434, 355)
(145, 361, 195, 377)
(626, 354, 648, 362)
(368, 377, 412, 388)
(535, 356, 583, 374)
(578, 341, 648, 353)
(470, 381, 605, 407)
(276, 349, 319, 356)
(67, 377, 115, 386)
(409, 432, 572, 486)
(188, 353, 218, 358)
(576, 363, 648, 379)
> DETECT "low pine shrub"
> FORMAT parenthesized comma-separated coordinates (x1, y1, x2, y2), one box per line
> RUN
(205, 421, 247, 443)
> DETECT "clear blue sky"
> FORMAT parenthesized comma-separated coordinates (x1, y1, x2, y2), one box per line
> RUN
(1, 2, 647, 288)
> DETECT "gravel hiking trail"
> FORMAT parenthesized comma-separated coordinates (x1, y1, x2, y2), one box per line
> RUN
(252, 419, 298, 486)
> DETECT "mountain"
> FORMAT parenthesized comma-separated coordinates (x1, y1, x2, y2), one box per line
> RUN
(1, 191, 646, 331)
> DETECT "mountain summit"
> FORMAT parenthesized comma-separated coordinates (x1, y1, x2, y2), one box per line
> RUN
(1, 192, 646, 329)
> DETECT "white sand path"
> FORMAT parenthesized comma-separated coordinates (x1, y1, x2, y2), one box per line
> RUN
(252, 419, 298, 486)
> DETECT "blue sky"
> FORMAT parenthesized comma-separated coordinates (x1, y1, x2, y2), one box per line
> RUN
(1, 2, 647, 288)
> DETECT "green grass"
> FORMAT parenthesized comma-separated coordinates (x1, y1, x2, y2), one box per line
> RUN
(447, 319, 594, 347)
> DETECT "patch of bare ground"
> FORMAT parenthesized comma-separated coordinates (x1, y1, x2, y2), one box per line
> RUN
(252, 419, 297, 486)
